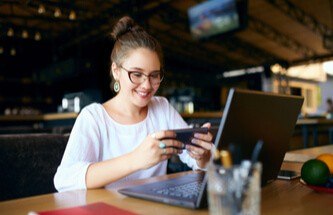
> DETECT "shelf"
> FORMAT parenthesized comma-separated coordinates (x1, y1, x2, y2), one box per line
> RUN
(0, 112, 78, 122)
(181, 111, 222, 118)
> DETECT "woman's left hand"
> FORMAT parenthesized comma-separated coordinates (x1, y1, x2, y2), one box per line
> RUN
(186, 122, 213, 168)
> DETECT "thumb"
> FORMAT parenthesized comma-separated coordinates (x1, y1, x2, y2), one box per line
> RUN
(201, 122, 211, 129)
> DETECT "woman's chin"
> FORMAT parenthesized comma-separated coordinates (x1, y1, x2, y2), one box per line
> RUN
(133, 96, 152, 107)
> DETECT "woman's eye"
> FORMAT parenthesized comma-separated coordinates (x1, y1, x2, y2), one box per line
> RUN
(132, 72, 143, 78)
(150, 73, 160, 79)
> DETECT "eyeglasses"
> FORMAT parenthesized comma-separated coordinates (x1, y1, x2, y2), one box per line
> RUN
(119, 66, 164, 86)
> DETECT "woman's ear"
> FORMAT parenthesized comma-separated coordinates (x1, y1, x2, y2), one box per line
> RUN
(111, 62, 119, 80)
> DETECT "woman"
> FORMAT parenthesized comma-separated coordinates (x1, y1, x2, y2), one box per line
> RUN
(54, 16, 213, 192)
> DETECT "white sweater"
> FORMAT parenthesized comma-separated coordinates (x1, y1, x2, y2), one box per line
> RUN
(54, 96, 199, 192)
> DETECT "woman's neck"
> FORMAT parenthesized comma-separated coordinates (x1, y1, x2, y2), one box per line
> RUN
(103, 95, 148, 124)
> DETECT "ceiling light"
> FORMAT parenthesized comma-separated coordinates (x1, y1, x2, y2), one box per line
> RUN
(323, 60, 333, 76)
(54, 8, 61, 17)
(10, 48, 16, 56)
(38, 4, 45, 14)
(22, 30, 29, 39)
(270, 64, 282, 74)
(7, 28, 14, 37)
(34, 32, 41, 41)
(69, 10, 76, 20)
(0, 47, 4, 54)
(287, 63, 327, 82)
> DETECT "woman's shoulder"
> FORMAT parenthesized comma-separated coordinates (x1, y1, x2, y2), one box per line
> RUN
(79, 102, 104, 117)
(81, 102, 102, 111)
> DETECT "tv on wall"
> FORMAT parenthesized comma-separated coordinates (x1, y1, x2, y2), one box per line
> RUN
(188, 0, 248, 40)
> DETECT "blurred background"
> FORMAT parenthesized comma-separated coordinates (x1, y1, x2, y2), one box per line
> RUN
(1, 0, 333, 203)
(0, 0, 332, 117)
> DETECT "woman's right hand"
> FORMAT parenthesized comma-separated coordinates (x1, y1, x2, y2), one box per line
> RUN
(132, 130, 184, 170)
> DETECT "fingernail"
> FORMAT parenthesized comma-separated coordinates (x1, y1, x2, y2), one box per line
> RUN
(194, 133, 200, 138)
(191, 139, 197, 144)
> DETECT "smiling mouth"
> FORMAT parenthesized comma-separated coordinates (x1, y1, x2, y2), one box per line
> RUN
(136, 91, 150, 98)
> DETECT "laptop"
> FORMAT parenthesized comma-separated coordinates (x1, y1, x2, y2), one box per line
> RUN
(118, 88, 304, 209)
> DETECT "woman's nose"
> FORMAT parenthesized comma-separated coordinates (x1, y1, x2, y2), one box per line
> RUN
(140, 76, 153, 88)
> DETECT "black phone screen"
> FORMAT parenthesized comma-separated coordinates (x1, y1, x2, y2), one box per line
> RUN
(169, 127, 209, 148)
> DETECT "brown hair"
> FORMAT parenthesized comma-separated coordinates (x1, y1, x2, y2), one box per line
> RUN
(109, 16, 164, 89)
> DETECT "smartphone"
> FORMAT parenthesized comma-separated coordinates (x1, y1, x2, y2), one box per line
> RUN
(277, 170, 300, 180)
(169, 127, 209, 148)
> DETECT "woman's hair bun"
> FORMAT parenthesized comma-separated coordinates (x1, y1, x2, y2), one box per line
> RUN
(110, 16, 142, 41)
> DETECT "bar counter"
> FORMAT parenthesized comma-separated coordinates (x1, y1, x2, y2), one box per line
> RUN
(0, 112, 78, 121)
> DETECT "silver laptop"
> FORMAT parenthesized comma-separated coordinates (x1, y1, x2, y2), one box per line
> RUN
(118, 88, 304, 209)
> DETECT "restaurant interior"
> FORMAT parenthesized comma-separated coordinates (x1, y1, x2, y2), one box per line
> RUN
(0, 0, 333, 214)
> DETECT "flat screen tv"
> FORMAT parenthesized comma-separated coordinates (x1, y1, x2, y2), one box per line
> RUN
(188, 0, 248, 40)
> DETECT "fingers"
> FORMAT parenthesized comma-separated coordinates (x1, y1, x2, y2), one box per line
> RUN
(156, 140, 183, 149)
(186, 144, 211, 162)
(191, 122, 213, 149)
(153, 138, 183, 155)
(187, 150, 204, 160)
(191, 129, 213, 151)
(186, 129, 213, 162)
(161, 154, 172, 161)
(193, 132, 213, 143)
(201, 122, 211, 129)
(150, 130, 176, 140)
(148, 132, 183, 163)
(164, 139, 184, 149)
(186, 144, 205, 156)
(151, 132, 184, 149)
(160, 145, 183, 155)
(150, 123, 214, 166)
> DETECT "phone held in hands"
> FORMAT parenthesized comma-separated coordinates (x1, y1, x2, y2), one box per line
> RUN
(169, 127, 209, 148)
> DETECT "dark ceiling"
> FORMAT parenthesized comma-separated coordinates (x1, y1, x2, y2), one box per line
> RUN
(1, 0, 333, 74)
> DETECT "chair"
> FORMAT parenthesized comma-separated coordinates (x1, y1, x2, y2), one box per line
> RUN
(0, 133, 68, 201)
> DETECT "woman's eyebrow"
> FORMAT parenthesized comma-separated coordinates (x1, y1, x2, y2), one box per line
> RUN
(128, 67, 144, 71)
(150, 70, 161, 73)
(128, 67, 161, 73)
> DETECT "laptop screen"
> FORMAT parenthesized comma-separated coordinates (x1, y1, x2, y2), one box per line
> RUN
(210, 88, 304, 185)
(195, 88, 303, 207)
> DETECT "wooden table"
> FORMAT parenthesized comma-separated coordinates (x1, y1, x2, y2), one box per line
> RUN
(1, 146, 333, 215)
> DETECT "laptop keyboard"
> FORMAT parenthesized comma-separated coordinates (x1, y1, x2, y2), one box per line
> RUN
(152, 181, 203, 199)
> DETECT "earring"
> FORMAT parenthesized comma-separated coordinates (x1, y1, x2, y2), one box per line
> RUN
(114, 80, 120, 92)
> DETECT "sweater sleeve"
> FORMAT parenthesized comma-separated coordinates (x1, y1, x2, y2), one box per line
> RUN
(54, 106, 102, 192)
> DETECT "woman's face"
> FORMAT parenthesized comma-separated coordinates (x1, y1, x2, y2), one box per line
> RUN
(113, 48, 162, 108)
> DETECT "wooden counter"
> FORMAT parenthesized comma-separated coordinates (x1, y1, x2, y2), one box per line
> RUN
(0, 112, 78, 121)
(297, 118, 333, 125)
(181, 112, 222, 119)
(181, 111, 333, 125)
